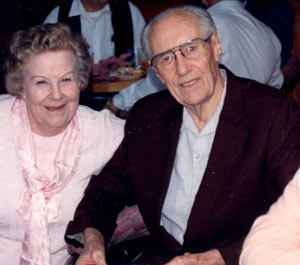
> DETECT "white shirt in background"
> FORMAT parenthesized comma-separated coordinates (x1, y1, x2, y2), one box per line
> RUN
(44, 0, 145, 63)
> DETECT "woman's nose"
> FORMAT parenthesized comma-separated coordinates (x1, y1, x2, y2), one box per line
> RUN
(50, 84, 63, 100)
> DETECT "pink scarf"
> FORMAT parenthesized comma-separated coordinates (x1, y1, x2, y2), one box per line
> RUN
(11, 98, 82, 265)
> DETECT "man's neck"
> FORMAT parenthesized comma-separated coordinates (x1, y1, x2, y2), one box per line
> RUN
(204, 0, 221, 8)
(80, 0, 107, 12)
(186, 74, 225, 132)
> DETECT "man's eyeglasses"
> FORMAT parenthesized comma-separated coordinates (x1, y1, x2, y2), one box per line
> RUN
(150, 34, 213, 72)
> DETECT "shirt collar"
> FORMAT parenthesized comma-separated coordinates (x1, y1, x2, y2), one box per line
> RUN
(181, 69, 227, 135)
(208, 0, 244, 12)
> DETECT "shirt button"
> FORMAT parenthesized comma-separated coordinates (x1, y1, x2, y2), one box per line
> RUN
(195, 154, 200, 159)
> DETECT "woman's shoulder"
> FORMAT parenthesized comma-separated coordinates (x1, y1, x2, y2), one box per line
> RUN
(77, 106, 125, 170)
(78, 105, 125, 134)
(0, 94, 15, 112)
(0, 95, 15, 138)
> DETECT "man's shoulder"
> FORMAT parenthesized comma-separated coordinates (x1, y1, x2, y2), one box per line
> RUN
(132, 89, 176, 111)
(127, 90, 181, 124)
(244, 79, 290, 104)
(229, 73, 300, 117)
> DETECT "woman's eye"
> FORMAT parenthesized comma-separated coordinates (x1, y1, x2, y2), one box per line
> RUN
(61, 78, 72, 82)
(36, 80, 47, 85)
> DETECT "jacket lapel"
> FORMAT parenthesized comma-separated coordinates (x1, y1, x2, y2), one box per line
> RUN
(137, 93, 184, 231)
(184, 71, 251, 244)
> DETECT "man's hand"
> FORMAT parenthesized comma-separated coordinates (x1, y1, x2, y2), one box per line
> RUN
(75, 228, 106, 265)
(103, 98, 119, 115)
(165, 249, 225, 265)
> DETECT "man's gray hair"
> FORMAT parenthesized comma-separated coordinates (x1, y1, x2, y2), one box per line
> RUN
(141, 5, 217, 61)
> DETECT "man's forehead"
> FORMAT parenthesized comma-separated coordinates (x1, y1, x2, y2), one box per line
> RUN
(153, 12, 200, 31)
(149, 12, 204, 54)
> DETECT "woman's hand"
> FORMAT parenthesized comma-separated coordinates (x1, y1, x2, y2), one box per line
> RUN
(75, 228, 107, 265)
(165, 249, 225, 265)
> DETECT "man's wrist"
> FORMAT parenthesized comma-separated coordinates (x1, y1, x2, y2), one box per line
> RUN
(104, 98, 120, 115)
(84, 228, 105, 247)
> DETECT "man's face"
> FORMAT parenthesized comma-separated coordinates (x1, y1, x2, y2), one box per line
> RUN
(150, 12, 222, 111)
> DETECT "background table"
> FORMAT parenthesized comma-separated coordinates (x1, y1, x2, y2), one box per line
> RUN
(89, 76, 145, 93)
(81, 76, 145, 111)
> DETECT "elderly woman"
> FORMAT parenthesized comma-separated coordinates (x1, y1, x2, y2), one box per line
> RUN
(0, 23, 126, 265)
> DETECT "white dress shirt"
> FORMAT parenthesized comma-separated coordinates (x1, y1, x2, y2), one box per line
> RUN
(112, 0, 283, 110)
(209, 0, 283, 89)
(113, 67, 166, 110)
(160, 70, 227, 245)
(44, 0, 145, 64)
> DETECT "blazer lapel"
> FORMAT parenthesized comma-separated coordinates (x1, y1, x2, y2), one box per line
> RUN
(140, 94, 184, 228)
(184, 71, 251, 244)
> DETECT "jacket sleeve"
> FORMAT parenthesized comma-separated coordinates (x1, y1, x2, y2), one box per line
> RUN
(221, 95, 300, 265)
(240, 173, 300, 265)
(65, 124, 137, 247)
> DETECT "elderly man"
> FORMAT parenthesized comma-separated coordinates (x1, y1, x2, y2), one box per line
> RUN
(66, 5, 300, 265)
(107, 0, 283, 113)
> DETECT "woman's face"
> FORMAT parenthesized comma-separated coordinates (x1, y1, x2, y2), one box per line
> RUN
(22, 50, 80, 136)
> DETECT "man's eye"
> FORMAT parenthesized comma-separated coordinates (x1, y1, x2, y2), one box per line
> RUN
(186, 45, 196, 53)
(161, 53, 174, 64)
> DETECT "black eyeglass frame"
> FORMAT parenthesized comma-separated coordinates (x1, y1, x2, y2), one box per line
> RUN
(150, 34, 213, 68)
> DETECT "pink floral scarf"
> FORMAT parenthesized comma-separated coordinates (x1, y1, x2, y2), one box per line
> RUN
(11, 98, 82, 265)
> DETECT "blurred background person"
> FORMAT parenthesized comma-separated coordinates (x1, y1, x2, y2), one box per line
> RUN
(0, 23, 126, 265)
(202, 0, 283, 88)
(244, 0, 300, 92)
(44, 0, 145, 64)
(245, 0, 294, 69)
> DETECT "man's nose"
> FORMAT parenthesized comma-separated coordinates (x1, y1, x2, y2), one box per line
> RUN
(175, 52, 192, 76)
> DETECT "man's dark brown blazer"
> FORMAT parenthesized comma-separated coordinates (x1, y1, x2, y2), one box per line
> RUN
(67, 69, 300, 265)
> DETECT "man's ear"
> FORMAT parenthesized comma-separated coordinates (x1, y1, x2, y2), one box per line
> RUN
(202, 0, 209, 8)
(210, 33, 222, 62)
(153, 66, 165, 84)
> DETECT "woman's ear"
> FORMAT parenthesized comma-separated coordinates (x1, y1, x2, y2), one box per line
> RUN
(21, 86, 26, 100)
